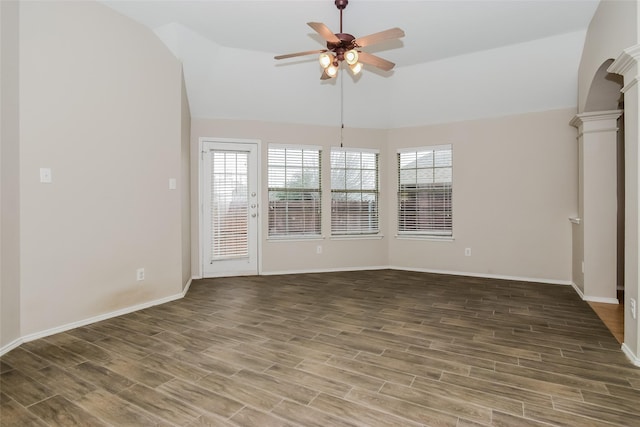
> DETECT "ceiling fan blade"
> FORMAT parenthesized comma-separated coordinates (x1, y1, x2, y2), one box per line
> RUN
(307, 22, 340, 44)
(274, 49, 327, 60)
(354, 27, 405, 48)
(358, 51, 396, 71)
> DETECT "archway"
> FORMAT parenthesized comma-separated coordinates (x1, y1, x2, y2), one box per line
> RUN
(574, 59, 624, 342)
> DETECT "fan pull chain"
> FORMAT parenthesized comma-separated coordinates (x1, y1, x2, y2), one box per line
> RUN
(340, 71, 344, 148)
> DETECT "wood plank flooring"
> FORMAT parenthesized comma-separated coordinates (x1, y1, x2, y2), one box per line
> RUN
(589, 292, 625, 344)
(2, 270, 639, 426)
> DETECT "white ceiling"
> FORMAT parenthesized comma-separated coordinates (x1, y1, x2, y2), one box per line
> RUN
(100, 0, 601, 128)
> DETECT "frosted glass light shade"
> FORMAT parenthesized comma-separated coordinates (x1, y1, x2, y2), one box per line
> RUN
(319, 53, 332, 69)
(349, 62, 362, 75)
(345, 49, 359, 65)
(326, 64, 338, 77)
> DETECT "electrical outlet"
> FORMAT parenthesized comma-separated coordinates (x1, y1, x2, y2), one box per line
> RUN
(631, 298, 637, 320)
(465, 248, 471, 257)
(40, 168, 52, 183)
(316, 245, 322, 254)
(136, 268, 145, 281)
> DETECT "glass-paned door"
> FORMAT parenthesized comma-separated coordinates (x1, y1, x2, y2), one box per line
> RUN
(202, 140, 259, 277)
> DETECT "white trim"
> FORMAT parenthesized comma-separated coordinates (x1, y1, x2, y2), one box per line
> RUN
(620, 76, 639, 94)
(0, 338, 22, 357)
(571, 282, 619, 303)
(395, 234, 455, 242)
(397, 144, 452, 153)
(584, 296, 620, 304)
(262, 265, 390, 276)
(263, 265, 571, 285)
(608, 44, 640, 76)
(571, 281, 585, 299)
(330, 234, 384, 241)
(267, 235, 324, 242)
(621, 343, 640, 367)
(20, 289, 188, 344)
(392, 266, 572, 285)
(570, 110, 623, 126)
(200, 137, 261, 145)
(331, 146, 380, 154)
(199, 138, 262, 278)
(0, 280, 193, 357)
(268, 142, 322, 151)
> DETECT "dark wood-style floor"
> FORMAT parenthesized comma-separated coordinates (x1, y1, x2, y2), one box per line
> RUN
(2, 270, 639, 426)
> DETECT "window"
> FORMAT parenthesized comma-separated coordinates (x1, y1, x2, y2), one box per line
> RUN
(268, 145, 321, 237)
(331, 148, 379, 235)
(398, 145, 452, 236)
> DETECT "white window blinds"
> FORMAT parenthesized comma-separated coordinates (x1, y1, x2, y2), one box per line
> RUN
(210, 151, 249, 260)
(331, 148, 379, 235)
(268, 145, 322, 237)
(398, 145, 452, 236)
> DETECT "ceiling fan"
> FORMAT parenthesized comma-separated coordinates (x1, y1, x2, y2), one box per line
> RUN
(274, 0, 405, 79)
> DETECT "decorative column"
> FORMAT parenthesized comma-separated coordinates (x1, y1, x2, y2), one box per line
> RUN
(570, 110, 623, 303)
(609, 45, 640, 366)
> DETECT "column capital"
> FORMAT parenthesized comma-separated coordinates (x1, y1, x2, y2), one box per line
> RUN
(570, 110, 623, 134)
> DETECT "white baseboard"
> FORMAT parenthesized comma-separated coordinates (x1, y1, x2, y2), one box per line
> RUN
(571, 282, 585, 300)
(264, 266, 572, 285)
(571, 282, 619, 304)
(0, 338, 22, 357)
(622, 343, 640, 367)
(262, 265, 390, 276)
(0, 278, 194, 357)
(391, 266, 572, 285)
(584, 296, 620, 304)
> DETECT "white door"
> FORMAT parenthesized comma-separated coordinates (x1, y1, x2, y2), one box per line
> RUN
(201, 140, 259, 277)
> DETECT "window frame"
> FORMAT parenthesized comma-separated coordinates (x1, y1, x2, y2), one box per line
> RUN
(397, 144, 453, 238)
(330, 147, 380, 237)
(267, 144, 322, 239)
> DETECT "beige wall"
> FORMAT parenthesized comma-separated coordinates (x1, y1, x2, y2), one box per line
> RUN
(0, 0, 21, 349)
(18, 1, 187, 337)
(192, 110, 577, 283)
(387, 109, 578, 283)
(190, 119, 389, 275)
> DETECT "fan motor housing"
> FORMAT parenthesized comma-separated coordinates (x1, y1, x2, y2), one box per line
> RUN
(327, 33, 356, 60)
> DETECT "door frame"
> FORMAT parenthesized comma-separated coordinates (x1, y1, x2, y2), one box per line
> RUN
(198, 137, 262, 278)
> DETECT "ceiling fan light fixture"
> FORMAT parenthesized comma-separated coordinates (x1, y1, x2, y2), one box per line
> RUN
(326, 63, 339, 78)
(349, 62, 362, 75)
(274, 0, 404, 79)
(319, 52, 332, 69)
(345, 49, 359, 65)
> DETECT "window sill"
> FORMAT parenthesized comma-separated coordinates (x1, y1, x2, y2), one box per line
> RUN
(267, 235, 324, 243)
(331, 234, 384, 241)
(395, 234, 454, 242)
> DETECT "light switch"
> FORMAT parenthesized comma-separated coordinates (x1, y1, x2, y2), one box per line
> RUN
(40, 168, 52, 183)
(169, 178, 177, 190)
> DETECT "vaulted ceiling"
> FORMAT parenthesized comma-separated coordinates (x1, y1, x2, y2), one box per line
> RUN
(101, 0, 601, 129)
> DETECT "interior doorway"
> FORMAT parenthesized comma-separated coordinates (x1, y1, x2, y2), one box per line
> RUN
(582, 60, 625, 342)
